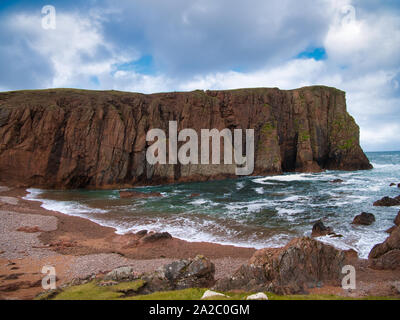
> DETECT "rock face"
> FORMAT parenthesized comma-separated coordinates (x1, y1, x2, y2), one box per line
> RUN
(0, 87, 371, 189)
(369, 226, 400, 270)
(214, 237, 355, 294)
(352, 212, 376, 226)
(395, 211, 400, 226)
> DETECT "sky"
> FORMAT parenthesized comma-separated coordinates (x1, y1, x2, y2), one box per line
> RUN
(0, 0, 399, 152)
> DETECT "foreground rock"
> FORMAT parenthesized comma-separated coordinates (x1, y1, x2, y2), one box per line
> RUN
(352, 212, 375, 226)
(0, 87, 371, 189)
(140, 255, 215, 293)
(373, 196, 400, 207)
(119, 191, 162, 199)
(369, 226, 400, 270)
(214, 237, 356, 294)
(104, 266, 137, 282)
(311, 220, 333, 237)
(385, 211, 400, 234)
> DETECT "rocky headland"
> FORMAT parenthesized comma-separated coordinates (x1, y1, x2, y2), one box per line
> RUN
(0, 86, 371, 189)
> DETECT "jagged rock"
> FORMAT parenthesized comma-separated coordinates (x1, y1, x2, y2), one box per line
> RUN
(103, 266, 137, 282)
(369, 226, 400, 270)
(386, 226, 397, 234)
(373, 196, 400, 207)
(141, 255, 215, 293)
(140, 232, 172, 243)
(119, 191, 162, 199)
(311, 220, 333, 237)
(369, 250, 400, 270)
(214, 237, 355, 294)
(135, 230, 148, 237)
(395, 211, 400, 226)
(352, 212, 375, 226)
(246, 292, 269, 300)
(0, 87, 371, 189)
(201, 290, 228, 299)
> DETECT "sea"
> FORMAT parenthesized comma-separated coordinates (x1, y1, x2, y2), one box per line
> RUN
(24, 151, 400, 258)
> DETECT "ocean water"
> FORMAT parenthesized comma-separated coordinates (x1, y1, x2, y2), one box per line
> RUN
(24, 151, 400, 258)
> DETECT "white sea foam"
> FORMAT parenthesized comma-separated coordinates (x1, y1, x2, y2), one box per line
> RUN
(254, 187, 265, 195)
(23, 188, 108, 217)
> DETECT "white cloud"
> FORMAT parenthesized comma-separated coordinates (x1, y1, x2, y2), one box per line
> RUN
(0, 0, 399, 151)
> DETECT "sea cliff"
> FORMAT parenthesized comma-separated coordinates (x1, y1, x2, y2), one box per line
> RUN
(0, 86, 371, 189)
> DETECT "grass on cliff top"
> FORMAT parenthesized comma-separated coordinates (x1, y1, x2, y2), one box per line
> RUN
(36, 281, 399, 301)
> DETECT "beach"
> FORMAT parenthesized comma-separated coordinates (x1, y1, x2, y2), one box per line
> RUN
(0, 184, 399, 299)
(0, 186, 255, 299)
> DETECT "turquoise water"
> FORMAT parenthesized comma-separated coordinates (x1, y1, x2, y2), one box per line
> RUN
(25, 151, 400, 258)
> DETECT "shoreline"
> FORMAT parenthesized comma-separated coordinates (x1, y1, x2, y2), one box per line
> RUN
(1, 185, 399, 299)
(0, 185, 255, 299)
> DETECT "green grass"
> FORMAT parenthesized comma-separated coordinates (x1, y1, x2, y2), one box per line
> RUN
(37, 281, 400, 300)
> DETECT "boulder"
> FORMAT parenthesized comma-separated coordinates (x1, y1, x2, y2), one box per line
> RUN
(369, 226, 400, 270)
(201, 290, 228, 299)
(246, 292, 269, 300)
(373, 196, 400, 207)
(398, 184, 400, 188)
(330, 179, 344, 183)
(351, 212, 375, 226)
(311, 220, 333, 237)
(390, 183, 396, 187)
(141, 255, 215, 293)
(119, 191, 162, 199)
(140, 232, 172, 243)
(103, 266, 137, 282)
(214, 237, 355, 294)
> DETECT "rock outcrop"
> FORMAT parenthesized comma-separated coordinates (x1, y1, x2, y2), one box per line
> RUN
(373, 196, 400, 207)
(369, 226, 400, 270)
(352, 212, 375, 226)
(0, 86, 371, 189)
(311, 220, 333, 237)
(214, 237, 356, 294)
(140, 255, 215, 293)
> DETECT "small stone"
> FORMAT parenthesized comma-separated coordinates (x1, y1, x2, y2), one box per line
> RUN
(141, 232, 172, 243)
(246, 292, 269, 300)
(201, 290, 228, 299)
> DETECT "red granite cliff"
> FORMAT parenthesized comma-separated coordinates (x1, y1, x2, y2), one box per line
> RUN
(0, 86, 372, 189)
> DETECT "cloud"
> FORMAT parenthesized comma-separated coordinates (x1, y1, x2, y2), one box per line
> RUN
(0, 0, 399, 151)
